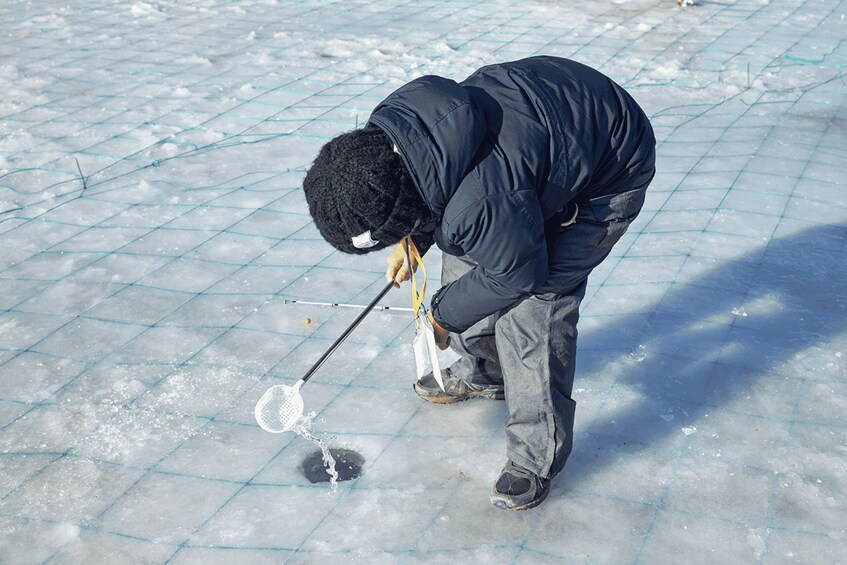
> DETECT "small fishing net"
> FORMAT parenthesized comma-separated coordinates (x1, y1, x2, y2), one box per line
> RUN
(254, 380, 305, 433)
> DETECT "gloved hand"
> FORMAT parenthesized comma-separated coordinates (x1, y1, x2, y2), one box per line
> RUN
(427, 310, 451, 350)
(385, 239, 418, 288)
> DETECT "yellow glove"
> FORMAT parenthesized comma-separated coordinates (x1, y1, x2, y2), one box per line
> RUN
(385, 239, 419, 288)
(427, 310, 451, 350)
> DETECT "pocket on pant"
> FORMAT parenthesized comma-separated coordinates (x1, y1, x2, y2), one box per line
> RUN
(599, 218, 633, 248)
(584, 187, 645, 247)
(586, 187, 646, 224)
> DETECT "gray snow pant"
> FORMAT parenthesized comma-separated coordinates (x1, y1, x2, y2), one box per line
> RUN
(442, 186, 648, 479)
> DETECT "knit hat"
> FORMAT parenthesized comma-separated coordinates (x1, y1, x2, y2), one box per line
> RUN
(303, 126, 428, 255)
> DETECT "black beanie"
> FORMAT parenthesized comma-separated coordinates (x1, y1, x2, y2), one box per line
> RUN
(303, 127, 428, 255)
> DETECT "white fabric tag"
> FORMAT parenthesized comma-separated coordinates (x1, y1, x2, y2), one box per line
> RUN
(351, 230, 379, 249)
(413, 314, 444, 392)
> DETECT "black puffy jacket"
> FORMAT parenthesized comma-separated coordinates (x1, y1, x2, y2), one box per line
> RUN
(368, 56, 655, 333)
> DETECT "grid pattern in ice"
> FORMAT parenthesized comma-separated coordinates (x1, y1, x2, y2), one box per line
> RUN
(1, 0, 845, 563)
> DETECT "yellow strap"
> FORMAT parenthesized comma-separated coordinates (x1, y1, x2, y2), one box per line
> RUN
(404, 236, 426, 323)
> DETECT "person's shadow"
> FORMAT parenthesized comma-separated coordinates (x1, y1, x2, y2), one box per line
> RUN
(562, 222, 846, 489)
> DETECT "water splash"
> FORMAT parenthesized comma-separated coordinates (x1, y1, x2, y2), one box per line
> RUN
(293, 412, 339, 491)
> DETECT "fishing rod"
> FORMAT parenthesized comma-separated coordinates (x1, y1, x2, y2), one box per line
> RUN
(281, 297, 413, 312)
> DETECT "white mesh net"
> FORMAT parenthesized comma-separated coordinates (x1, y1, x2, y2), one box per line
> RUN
(254, 381, 305, 433)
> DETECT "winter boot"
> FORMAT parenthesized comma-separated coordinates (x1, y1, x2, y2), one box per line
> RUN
(490, 460, 551, 511)
(413, 368, 504, 404)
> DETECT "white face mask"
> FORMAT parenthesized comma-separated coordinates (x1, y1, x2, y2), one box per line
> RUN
(351, 230, 379, 249)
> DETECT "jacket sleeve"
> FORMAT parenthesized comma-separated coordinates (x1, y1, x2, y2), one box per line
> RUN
(430, 187, 548, 333)
(410, 232, 435, 256)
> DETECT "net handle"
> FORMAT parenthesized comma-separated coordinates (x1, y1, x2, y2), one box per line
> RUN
(301, 280, 394, 385)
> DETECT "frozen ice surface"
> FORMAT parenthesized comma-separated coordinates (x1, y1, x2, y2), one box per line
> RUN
(1, 0, 846, 563)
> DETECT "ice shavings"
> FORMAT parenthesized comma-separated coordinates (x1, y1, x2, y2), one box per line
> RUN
(130, 2, 164, 17)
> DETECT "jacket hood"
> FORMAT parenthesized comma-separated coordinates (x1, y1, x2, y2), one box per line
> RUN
(367, 75, 487, 219)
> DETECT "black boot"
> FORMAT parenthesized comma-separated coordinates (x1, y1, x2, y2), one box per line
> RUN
(490, 460, 552, 511)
